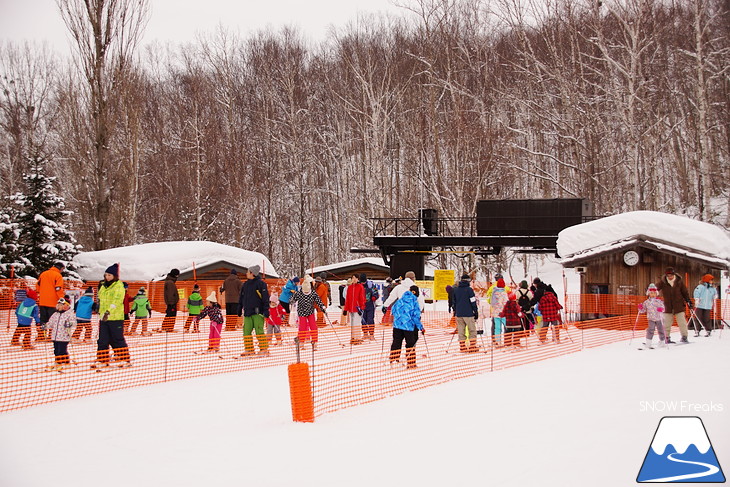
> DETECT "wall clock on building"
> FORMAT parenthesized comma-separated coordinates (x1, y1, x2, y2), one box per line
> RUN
(623, 250, 640, 266)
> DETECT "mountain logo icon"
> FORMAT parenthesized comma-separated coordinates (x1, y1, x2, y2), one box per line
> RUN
(637, 416, 725, 483)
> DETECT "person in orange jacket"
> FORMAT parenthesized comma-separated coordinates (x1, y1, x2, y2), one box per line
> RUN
(37, 262, 66, 342)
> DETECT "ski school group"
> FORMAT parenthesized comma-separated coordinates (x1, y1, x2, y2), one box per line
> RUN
(11, 261, 717, 373)
(636, 267, 718, 350)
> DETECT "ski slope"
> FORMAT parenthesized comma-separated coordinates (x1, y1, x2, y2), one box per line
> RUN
(1, 331, 728, 487)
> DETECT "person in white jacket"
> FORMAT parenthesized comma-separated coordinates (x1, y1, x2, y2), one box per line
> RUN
(44, 297, 77, 371)
(383, 271, 425, 311)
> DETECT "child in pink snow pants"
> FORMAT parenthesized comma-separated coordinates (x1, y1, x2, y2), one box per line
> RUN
(197, 292, 224, 352)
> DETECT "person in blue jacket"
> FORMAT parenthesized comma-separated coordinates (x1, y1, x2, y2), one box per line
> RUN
(279, 276, 300, 325)
(73, 287, 96, 342)
(693, 274, 717, 337)
(12, 289, 40, 350)
(389, 285, 425, 369)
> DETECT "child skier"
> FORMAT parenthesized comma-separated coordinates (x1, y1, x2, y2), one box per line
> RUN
(73, 287, 96, 342)
(639, 283, 665, 349)
(291, 279, 327, 350)
(197, 291, 224, 353)
(12, 289, 40, 350)
(130, 287, 152, 336)
(500, 292, 525, 348)
(266, 293, 285, 346)
(44, 297, 77, 371)
(490, 278, 508, 346)
(184, 284, 204, 333)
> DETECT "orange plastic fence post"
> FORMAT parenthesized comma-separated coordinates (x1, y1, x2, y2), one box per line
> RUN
(288, 362, 314, 423)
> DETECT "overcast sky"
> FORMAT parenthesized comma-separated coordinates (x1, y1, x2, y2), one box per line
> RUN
(0, 0, 411, 54)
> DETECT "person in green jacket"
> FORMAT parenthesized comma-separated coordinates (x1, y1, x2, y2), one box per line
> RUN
(130, 287, 153, 336)
(184, 284, 204, 333)
(92, 263, 131, 369)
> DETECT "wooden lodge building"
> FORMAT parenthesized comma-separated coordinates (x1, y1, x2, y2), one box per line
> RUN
(557, 211, 730, 301)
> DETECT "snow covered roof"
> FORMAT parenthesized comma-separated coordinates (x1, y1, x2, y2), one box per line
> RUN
(73, 241, 279, 281)
(310, 257, 435, 279)
(557, 211, 730, 268)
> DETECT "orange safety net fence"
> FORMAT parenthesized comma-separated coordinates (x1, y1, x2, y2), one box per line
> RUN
(1, 278, 727, 416)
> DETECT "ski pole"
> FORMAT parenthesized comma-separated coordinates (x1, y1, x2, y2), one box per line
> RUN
(559, 310, 574, 343)
(322, 312, 344, 348)
(629, 310, 641, 345)
(421, 329, 430, 358)
(687, 307, 704, 336)
(445, 330, 456, 353)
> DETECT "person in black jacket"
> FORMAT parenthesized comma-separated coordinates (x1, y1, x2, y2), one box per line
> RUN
(451, 273, 479, 353)
(239, 265, 270, 356)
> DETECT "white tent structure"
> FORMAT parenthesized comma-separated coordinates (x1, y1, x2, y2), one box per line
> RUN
(73, 241, 279, 281)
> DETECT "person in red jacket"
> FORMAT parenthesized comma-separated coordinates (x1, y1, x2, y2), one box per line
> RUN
(343, 274, 365, 345)
(37, 262, 66, 342)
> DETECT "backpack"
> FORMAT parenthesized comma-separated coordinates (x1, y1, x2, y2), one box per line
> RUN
(517, 289, 531, 312)
(365, 281, 379, 302)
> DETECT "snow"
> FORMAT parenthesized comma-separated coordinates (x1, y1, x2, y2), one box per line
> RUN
(557, 211, 730, 264)
(310, 257, 436, 278)
(72, 241, 279, 281)
(1, 335, 728, 487)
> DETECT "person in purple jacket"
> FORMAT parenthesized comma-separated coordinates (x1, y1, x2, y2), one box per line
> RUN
(639, 283, 665, 349)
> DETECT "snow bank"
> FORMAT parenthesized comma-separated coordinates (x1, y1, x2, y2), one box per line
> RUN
(73, 241, 278, 281)
(557, 211, 730, 261)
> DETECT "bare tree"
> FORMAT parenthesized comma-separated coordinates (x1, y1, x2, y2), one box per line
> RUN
(57, 0, 149, 249)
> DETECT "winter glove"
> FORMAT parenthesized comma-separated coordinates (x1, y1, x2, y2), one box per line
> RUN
(687, 301, 694, 309)
(356, 307, 363, 315)
(382, 306, 388, 313)
(518, 312, 524, 318)
(343, 310, 348, 316)
(657, 307, 664, 313)
(637, 303, 644, 311)
(421, 328, 426, 335)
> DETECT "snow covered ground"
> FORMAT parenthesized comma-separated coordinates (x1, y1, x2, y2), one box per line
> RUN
(1, 331, 727, 487)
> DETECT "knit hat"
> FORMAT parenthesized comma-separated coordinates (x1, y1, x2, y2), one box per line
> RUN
(26, 289, 38, 300)
(248, 265, 261, 277)
(508, 292, 517, 301)
(302, 281, 312, 293)
(497, 278, 505, 288)
(520, 280, 528, 289)
(446, 285, 452, 293)
(646, 283, 658, 295)
(206, 291, 217, 303)
(495, 273, 503, 280)
(193, 284, 200, 291)
(84, 287, 94, 296)
(319, 272, 327, 280)
(533, 277, 542, 285)
(665, 267, 675, 275)
(230, 268, 238, 275)
(701, 274, 714, 283)
(105, 263, 119, 278)
(170, 268, 180, 278)
(269, 292, 279, 303)
(292, 277, 300, 283)
(359, 273, 367, 283)
(138, 287, 146, 295)
(461, 273, 470, 281)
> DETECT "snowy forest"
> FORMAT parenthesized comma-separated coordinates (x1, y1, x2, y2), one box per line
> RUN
(0, 0, 728, 278)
